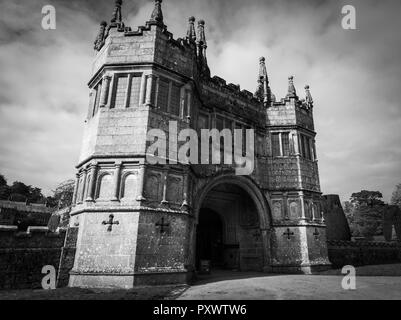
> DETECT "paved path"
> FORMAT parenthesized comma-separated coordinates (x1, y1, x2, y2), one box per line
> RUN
(1, 265, 401, 300)
(178, 268, 401, 300)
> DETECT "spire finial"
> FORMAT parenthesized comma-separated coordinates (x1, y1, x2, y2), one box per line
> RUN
(186, 16, 196, 43)
(258, 57, 267, 80)
(111, 0, 123, 25)
(197, 20, 206, 46)
(305, 85, 313, 108)
(255, 57, 272, 106)
(196, 20, 210, 78)
(150, 0, 164, 25)
(286, 75, 297, 99)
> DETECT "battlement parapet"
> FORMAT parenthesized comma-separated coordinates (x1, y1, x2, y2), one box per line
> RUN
(201, 84, 265, 126)
(206, 76, 260, 104)
(267, 99, 315, 131)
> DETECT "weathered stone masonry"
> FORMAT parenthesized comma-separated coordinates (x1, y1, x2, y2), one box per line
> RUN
(64, 0, 331, 289)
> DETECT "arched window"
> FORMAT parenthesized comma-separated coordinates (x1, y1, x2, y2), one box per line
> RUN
(77, 176, 84, 203)
(85, 176, 91, 200)
(121, 173, 138, 200)
(96, 174, 113, 200)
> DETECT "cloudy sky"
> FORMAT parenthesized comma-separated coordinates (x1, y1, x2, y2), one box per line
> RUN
(0, 0, 400, 203)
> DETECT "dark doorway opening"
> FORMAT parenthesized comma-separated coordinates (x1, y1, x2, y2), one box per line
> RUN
(196, 208, 224, 269)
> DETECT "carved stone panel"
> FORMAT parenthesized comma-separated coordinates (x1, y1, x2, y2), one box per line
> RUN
(166, 175, 182, 204)
(144, 172, 161, 201)
(289, 200, 299, 220)
(272, 200, 283, 220)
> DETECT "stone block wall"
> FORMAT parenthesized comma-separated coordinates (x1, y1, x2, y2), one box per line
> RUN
(133, 211, 192, 285)
(0, 226, 66, 290)
(92, 28, 156, 76)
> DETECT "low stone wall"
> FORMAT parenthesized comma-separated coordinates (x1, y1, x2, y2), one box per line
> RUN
(327, 240, 401, 268)
(0, 226, 66, 290)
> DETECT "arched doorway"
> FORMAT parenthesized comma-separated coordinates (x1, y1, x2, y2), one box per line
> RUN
(196, 208, 224, 268)
(194, 176, 271, 272)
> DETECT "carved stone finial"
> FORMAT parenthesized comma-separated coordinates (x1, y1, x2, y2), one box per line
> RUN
(111, 0, 123, 24)
(186, 16, 196, 43)
(286, 75, 297, 99)
(254, 57, 271, 106)
(305, 85, 313, 107)
(197, 20, 206, 46)
(150, 0, 164, 25)
(196, 19, 210, 78)
(258, 56, 267, 80)
(94, 21, 108, 51)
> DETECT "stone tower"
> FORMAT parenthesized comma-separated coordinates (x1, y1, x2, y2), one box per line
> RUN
(67, 0, 331, 289)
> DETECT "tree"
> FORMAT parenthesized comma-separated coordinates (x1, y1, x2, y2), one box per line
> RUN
(0, 174, 10, 200)
(351, 190, 384, 206)
(0, 174, 6, 186)
(46, 179, 75, 209)
(8, 181, 45, 203)
(347, 190, 385, 239)
(391, 183, 401, 209)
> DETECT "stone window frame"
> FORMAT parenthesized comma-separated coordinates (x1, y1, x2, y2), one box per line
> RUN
(180, 83, 192, 121)
(110, 73, 130, 109)
(270, 130, 295, 158)
(109, 72, 143, 109)
(197, 111, 210, 132)
(233, 120, 251, 157)
(150, 71, 192, 121)
(298, 132, 317, 162)
(87, 78, 103, 119)
(206, 112, 243, 162)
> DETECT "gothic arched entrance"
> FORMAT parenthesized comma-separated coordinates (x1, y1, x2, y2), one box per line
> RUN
(196, 208, 224, 268)
(194, 176, 272, 272)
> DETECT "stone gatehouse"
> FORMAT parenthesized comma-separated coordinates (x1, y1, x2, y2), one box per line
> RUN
(66, 0, 331, 289)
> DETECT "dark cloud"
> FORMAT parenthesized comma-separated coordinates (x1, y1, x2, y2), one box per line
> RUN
(0, 0, 400, 202)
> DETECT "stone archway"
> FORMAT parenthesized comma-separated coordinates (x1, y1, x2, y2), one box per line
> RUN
(196, 208, 225, 269)
(193, 175, 272, 272)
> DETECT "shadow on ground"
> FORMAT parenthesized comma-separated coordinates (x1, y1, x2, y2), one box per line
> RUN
(0, 285, 188, 300)
(192, 269, 281, 286)
(1, 264, 401, 300)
